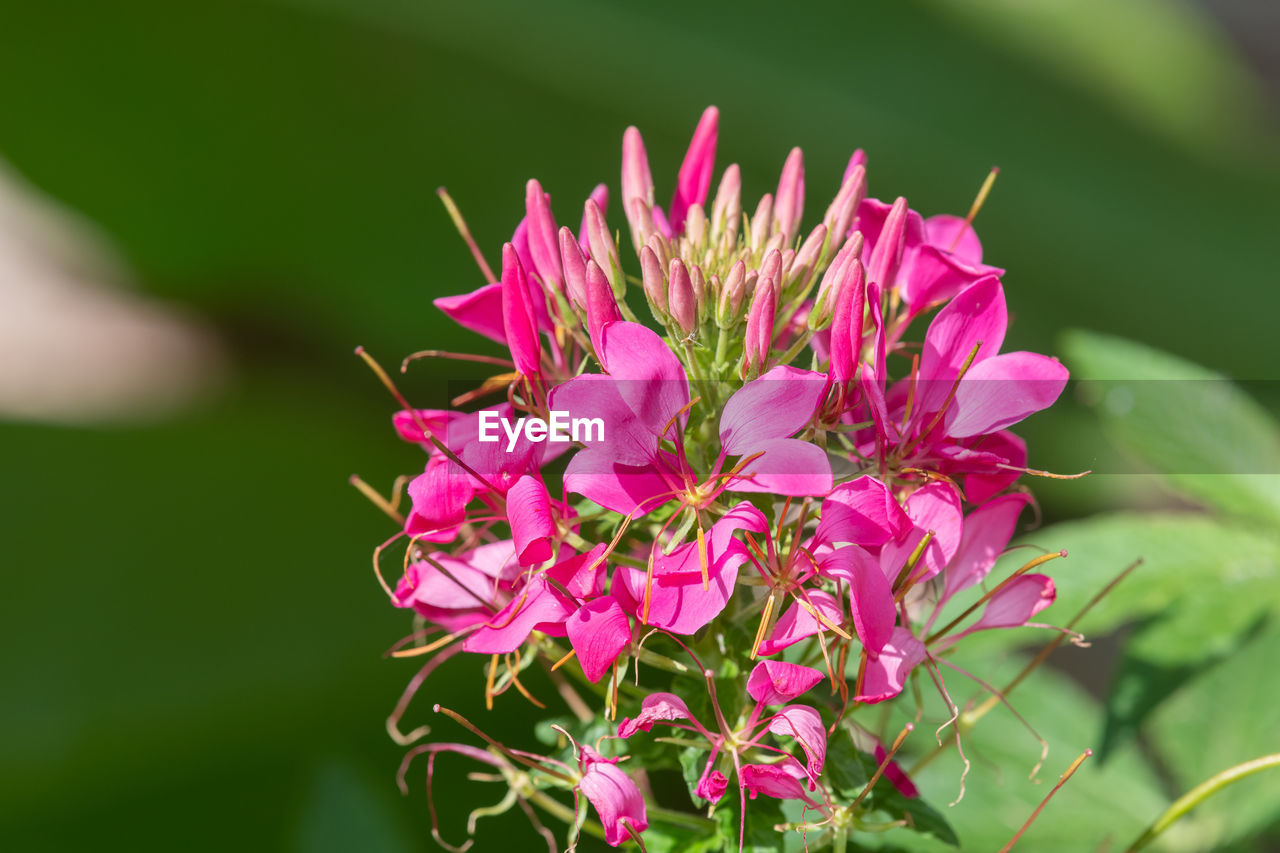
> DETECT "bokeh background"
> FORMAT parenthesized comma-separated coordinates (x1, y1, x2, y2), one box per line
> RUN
(2, 1, 1278, 850)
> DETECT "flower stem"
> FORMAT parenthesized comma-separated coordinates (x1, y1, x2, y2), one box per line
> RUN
(1124, 753, 1280, 852)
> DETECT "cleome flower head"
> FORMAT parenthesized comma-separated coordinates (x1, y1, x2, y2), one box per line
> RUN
(356, 106, 1085, 852)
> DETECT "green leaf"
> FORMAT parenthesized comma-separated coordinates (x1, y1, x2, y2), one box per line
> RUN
(875, 660, 1166, 851)
(1143, 622, 1280, 850)
(1010, 512, 1280, 758)
(1061, 329, 1280, 524)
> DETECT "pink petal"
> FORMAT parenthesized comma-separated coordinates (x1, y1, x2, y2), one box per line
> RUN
(856, 627, 925, 704)
(567, 596, 632, 683)
(391, 408, 455, 445)
(766, 705, 827, 777)
(404, 456, 474, 537)
(462, 579, 576, 654)
(669, 106, 719, 232)
(815, 475, 912, 548)
(875, 743, 919, 798)
(617, 692, 697, 738)
(820, 545, 895, 655)
(946, 351, 1069, 438)
(506, 475, 554, 566)
(923, 214, 983, 265)
(719, 366, 828, 455)
(747, 660, 824, 705)
(549, 374, 660, 467)
(578, 183, 610, 254)
(865, 196, 910, 290)
(739, 758, 820, 806)
(900, 243, 1002, 316)
(919, 275, 1006, 387)
(562, 448, 674, 516)
(879, 482, 964, 585)
(958, 430, 1027, 503)
(758, 590, 842, 656)
(433, 283, 506, 344)
(695, 769, 729, 803)
(942, 493, 1029, 601)
(729, 437, 832, 497)
(971, 573, 1056, 631)
(578, 759, 648, 847)
(599, 322, 690, 441)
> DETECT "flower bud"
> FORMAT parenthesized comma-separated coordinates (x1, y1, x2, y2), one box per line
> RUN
(640, 245, 667, 315)
(867, 196, 909, 290)
(749, 193, 773, 251)
(621, 126, 655, 250)
(710, 163, 741, 242)
(689, 263, 707, 315)
(583, 198, 621, 296)
(811, 232, 864, 328)
(501, 243, 541, 376)
(828, 258, 866, 383)
(670, 105, 718, 232)
(792, 224, 827, 286)
(668, 258, 697, 334)
(774, 147, 805, 245)
(684, 202, 707, 248)
(716, 259, 747, 328)
(744, 275, 777, 373)
(843, 148, 867, 184)
(823, 164, 865, 241)
(585, 260, 621, 355)
(524, 179, 562, 295)
(558, 226, 588, 310)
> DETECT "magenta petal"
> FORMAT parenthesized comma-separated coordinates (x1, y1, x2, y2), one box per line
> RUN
(919, 275, 1005, 385)
(730, 438, 832, 497)
(758, 590, 842, 656)
(578, 758, 648, 847)
(433, 283, 507, 344)
(816, 475, 912, 548)
(619, 520, 750, 634)
(946, 351, 1069, 438)
(585, 261, 621, 353)
(875, 743, 920, 798)
(617, 692, 697, 738)
(821, 545, 895, 655)
(719, 366, 828, 454)
(546, 544, 608, 599)
(766, 705, 827, 777)
(562, 448, 673, 516)
(404, 456, 474, 537)
(599, 322, 690, 440)
(747, 660, 824, 705)
(942, 493, 1029, 601)
(506, 475, 554, 566)
(971, 573, 1056, 631)
(462, 579, 576, 654)
(500, 244, 542, 376)
(567, 596, 632, 683)
(923, 214, 983, 265)
(549, 374, 659, 466)
(669, 106, 718, 231)
(695, 769, 729, 803)
(739, 758, 820, 806)
(879, 482, 964, 584)
(524, 179, 562, 292)
(857, 627, 925, 704)
(968, 432, 1027, 503)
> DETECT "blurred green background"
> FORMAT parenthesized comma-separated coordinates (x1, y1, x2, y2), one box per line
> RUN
(2, 1, 1277, 850)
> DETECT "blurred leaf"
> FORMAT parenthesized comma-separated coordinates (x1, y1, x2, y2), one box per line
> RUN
(1062, 330, 1280, 524)
(1143, 623, 1280, 851)
(1015, 511, 1280, 760)
(871, 659, 1165, 851)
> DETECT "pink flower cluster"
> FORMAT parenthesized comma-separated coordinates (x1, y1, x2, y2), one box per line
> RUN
(368, 107, 1071, 851)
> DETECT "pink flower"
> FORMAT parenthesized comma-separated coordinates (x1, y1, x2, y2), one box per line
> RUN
(577, 747, 649, 847)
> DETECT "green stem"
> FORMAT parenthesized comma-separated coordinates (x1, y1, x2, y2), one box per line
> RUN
(1125, 753, 1280, 851)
